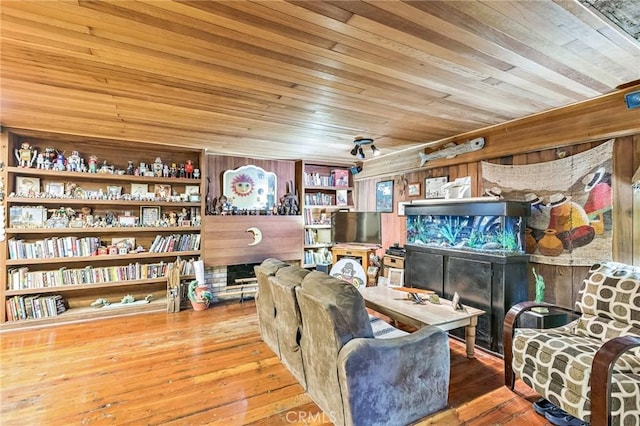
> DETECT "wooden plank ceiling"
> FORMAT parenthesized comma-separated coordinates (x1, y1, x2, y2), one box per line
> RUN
(1, 0, 639, 163)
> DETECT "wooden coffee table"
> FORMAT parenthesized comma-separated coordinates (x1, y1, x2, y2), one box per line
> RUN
(360, 286, 485, 358)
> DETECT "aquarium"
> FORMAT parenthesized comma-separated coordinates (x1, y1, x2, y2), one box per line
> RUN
(405, 198, 531, 255)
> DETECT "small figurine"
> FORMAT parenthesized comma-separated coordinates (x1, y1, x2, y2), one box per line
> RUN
(67, 150, 81, 172)
(162, 164, 169, 178)
(15, 142, 37, 168)
(45, 147, 57, 164)
(170, 163, 178, 178)
(99, 160, 113, 174)
(88, 155, 98, 173)
(126, 160, 135, 175)
(179, 163, 186, 178)
(54, 152, 66, 171)
(43, 157, 52, 170)
(36, 153, 45, 169)
(193, 168, 200, 179)
(185, 160, 195, 179)
(153, 157, 163, 177)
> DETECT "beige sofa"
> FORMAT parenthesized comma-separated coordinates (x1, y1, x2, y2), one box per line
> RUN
(255, 259, 450, 426)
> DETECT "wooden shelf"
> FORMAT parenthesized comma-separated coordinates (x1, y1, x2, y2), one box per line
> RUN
(305, 185, 353, 191)
(1, 130, 205, 329)
(5, 278, 169, 296)
(6, 226, 201, 235)
(0, 298, 167, 330)
(6, 250, 201, 266)
(7, 167, 201, 185)
(7, 197, 200, 207)
(304, 204, 353, 210)
(304, 243, 332, 249)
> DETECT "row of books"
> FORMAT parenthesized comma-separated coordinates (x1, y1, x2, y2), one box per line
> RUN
(304, 228, 331, 245)
(149, 233, 201, 253)
(304, 169, 349, 187)
(7, 236, 101, 260)
(304, 193, 336, 206)
(304, 209, 332, 226)
(304, 172, 335, 187)
(303, 249, 332, 266)
(7, 261, 172, 290)
(6, 294, 67, 322)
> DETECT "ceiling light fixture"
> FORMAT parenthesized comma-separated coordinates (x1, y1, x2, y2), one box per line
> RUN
(351, 136, 379, 158)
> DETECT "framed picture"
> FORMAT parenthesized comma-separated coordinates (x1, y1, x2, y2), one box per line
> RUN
(140, 206, 161, 226)
(336, 189, 348, 206)
(131, 183, 148, 196)
(118, 215, 137, 227)
(424, 176, 449, 199)
(107, 185, 122, 198)
(15, 176, 40, 196)
(408, 182, 421, 197)
(375, 180, 393, 213)
(185, 185, 200, 195)
(111, 237, 135, 251)
(154, 184, 171, 199)
(46, 182, 65, 197)
(9, 206, 47, 228)
(388, 268, 404, 288)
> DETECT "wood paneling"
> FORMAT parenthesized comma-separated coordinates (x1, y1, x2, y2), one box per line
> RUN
(203, 215, 303, 266)
(358, 135, 640, 308)
(0, 301, 546, 425)
(1, 1, 639, 163)
(359, 85, 640, 179)
(205, 154, 295, 204)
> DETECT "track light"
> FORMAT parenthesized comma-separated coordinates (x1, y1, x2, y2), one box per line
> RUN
(350, 136, 380, 158)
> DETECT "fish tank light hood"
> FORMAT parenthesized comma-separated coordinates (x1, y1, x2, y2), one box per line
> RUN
(405, 198, 531, 255)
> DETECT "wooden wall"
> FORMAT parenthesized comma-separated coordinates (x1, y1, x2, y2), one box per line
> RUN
(204, 154, 296, 204)
(355, 135, 640, 309)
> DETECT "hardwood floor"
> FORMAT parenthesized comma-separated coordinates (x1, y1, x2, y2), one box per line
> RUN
(1, 301, 550, 425)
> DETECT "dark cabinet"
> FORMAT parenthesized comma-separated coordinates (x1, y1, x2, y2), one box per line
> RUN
(405, 245, 528, 355)
(404, 199, 531, 355)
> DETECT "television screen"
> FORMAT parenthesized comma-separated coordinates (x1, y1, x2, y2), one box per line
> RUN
(331, 211, 381, 245)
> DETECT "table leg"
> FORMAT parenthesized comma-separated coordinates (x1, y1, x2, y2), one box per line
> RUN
(465, 316, 478, 358)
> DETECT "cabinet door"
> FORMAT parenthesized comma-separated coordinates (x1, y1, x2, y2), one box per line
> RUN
(405, 250, 444, 295)
(445, 257, 493, 350)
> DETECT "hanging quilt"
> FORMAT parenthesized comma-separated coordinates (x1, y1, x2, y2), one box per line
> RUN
(481, 139, 614, 266)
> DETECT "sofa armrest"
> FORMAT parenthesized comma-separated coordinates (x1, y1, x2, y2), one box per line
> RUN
(503, 301, 579, 388)
(336, 325, 449, 426)
(590, 335, 640, 426)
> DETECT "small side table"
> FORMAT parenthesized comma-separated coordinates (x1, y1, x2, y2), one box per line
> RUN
(518, 308, 569, 329)
(331, 244, 378, 285)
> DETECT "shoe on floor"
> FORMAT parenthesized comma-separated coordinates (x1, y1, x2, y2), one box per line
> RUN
(544, 406, 589, 426)
(532, 398, 555, 416)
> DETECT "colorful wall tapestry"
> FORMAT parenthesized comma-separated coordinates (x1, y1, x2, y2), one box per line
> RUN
(481, 140, 614, 266)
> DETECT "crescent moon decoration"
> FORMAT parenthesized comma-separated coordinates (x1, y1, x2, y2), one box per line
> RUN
(246, 227, 262, 246)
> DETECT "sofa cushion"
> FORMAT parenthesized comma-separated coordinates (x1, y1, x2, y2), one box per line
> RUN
(254, 258, 291, 355)
(275, 265, 311, 286)
(301, 271, 373, 341)
(513, 325, 640, 422)
(575, 262, 640, 341)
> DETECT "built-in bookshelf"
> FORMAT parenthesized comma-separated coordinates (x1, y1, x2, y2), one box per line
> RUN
(0, 129, 205, 329)
(295, 161, 354, 268)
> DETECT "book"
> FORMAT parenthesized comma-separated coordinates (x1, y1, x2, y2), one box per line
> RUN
(332, 169, 349, 187)
(336, 189, 348, 206)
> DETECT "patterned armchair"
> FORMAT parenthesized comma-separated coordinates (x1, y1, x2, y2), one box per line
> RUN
(503, 262, 640, 426)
